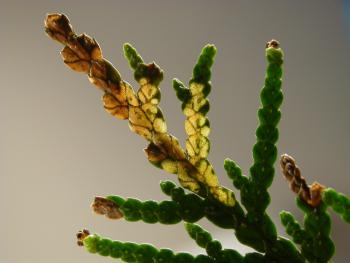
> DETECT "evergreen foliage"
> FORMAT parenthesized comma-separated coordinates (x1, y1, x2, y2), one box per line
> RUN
(45, 13, 349, 263)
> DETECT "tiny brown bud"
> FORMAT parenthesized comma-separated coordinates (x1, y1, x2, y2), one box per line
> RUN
(266, 39, 280, 49)
(76, 229, 90, 246)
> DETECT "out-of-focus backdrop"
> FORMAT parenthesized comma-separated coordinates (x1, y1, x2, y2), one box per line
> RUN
(1, 1, 349, 262)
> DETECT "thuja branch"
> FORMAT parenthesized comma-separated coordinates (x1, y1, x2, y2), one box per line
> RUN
(44, 12, 350, 263)
(91, 181, 243, 229)
(44, 13, 235, 207)
(77, 229, 214, 263)
(279, 154, 334, 263)
(246, 40, 284, 217)
(44, 13, 302, 262)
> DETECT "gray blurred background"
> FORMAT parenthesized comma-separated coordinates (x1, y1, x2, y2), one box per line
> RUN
(1, 0, 349, 262)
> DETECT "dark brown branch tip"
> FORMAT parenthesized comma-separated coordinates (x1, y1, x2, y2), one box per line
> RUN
(280, 154, 325, 208)
(44, 13, 74, 43)
(91, 196, 123, 219)
(45, 13, 72, 34)
(76, 229, 90, 246)
(266, 39, 280, 49)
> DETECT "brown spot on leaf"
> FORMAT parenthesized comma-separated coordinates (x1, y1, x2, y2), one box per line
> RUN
(91, 196, 123, 219)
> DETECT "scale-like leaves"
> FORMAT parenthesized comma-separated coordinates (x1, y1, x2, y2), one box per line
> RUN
(45, 13, 234, 206)
(173, 45, 235, 207)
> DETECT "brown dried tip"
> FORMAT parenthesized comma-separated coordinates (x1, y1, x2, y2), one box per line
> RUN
(91, 196, 123, 219)
(45, 13, 103, 74)
(266, 39, 280, 49)
(44, 13, 73, 43)
(280, 154, 325, 207)
(76, 229, 90, 246)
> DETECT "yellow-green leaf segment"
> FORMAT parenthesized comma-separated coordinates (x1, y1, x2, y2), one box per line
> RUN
(173, 45, 235, 206)
(45, 13, 350, 263)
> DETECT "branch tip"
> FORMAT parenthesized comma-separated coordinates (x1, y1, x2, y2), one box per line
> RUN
(76, 229, 90, 246)
(91, 196, 123, 219)
(280, 154, 325, 207)
(266, 39, 280, 49)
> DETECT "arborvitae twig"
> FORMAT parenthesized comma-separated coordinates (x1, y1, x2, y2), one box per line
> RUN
(280, 211, 306, 245)
(93, 181, 239, 227)
(44, 12, 349, 263)
(92, 193, 204, 224)
(78, 230, 264, 263)
(172, 45, 222, 205)
(295, 199, 334, 263)
(78, 230, 218, 263)
(246, 39, 283, 217)
(185, 223, 244, 262)
(44, 13, 235, 207)
(279, 155, 335, 262)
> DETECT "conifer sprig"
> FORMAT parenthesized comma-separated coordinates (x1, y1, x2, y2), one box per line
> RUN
(245, 39, 284, 216)
(173, 44, 236, 206)
(44, 13, 235, 207)
(45, 13, 349, 263)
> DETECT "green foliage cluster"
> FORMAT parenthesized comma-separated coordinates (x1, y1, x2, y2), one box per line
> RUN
(44, 13, 350, 263)
(280, 200, 334, 263)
